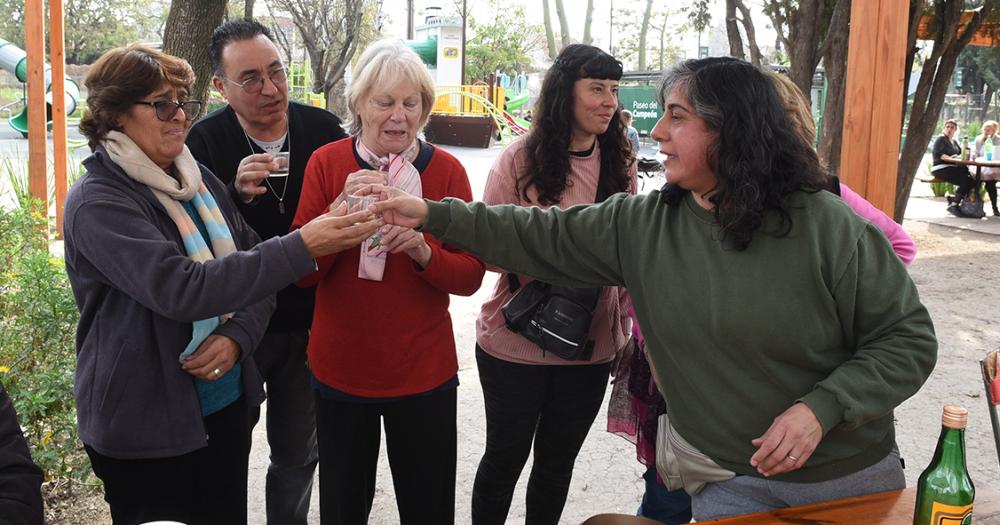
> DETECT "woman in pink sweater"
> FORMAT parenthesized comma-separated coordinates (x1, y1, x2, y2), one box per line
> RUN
(471, 44, 637, 525)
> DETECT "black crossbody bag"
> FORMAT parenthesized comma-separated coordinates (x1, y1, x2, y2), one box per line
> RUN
(500, 170, 612, 361)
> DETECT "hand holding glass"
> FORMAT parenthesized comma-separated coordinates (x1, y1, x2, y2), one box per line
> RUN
(269, 152, 290, 178)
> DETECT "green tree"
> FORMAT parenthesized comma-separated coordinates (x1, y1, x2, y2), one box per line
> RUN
(612, 6, 681, 71)
(896, 0, 1000, 220)
(465, 4, 542, 82)
(0, 0, 159, 64)
(268, 0, 376, 114)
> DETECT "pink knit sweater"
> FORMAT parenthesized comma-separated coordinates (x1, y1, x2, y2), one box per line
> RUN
(475, 137, 637, 365)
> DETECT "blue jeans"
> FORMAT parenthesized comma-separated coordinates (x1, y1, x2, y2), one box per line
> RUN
(638, 466, 693, 524)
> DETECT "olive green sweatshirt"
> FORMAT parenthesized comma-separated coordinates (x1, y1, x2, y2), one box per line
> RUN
(423, 189, 937, 482)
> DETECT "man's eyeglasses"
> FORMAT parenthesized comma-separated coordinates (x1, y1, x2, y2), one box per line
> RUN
(225, 67, 288, 95)
(134, 100, 202, 122)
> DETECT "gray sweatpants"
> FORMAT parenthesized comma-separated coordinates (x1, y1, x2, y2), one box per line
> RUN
(691, 452, 905, 521)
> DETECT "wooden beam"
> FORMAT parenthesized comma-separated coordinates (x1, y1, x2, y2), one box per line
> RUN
(50, 0, 67, 238)
(839, 0, 909, 217)
(24, 0, 47, 212)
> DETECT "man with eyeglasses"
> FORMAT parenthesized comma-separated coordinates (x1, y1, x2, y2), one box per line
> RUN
(186, 18, 347, 525)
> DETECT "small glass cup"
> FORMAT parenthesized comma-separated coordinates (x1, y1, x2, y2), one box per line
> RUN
(347, 194, 377, 213)
(269, 152, 290, 178)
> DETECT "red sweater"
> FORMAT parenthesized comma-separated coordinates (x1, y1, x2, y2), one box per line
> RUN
(293, 138, 485, 397)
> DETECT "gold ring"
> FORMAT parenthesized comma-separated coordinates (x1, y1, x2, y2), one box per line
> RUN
(212, 368, 221, 376)
(786, 455, 798, 462)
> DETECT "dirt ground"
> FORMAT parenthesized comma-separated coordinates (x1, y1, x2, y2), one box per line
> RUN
(47, 201, 1000, 525)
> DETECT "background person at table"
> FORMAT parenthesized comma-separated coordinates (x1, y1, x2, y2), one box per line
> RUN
(65, 45, 380, 525)
(291, 39, 484, 525)
(185, 18, 348, 524)
(471, 44, 636, 525)
(930, 119, 977, 214)
(364, 56, 937, 522)
(973, 119, 1000, 217)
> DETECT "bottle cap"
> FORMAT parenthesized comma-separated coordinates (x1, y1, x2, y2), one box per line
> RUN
(942, 405, 968, 429)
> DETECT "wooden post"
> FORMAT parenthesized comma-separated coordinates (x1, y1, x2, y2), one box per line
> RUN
(838, 0, 909, 217)
(24, 0, 47, 212)
(50, 0, 68, 238)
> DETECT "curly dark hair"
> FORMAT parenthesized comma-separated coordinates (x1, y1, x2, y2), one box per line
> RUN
(78, 45, 194, 149)
(518, 44, 633, 205)
(658, 57, 828, 251)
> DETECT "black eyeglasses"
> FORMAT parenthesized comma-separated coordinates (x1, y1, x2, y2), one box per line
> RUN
(225, 67, 288, 95)
(134, 100, 202, 121)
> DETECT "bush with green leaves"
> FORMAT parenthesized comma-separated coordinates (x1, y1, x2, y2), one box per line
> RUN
(0, 200, 89, 489)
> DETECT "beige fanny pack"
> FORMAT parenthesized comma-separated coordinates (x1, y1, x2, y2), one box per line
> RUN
(655, 412, 736, 495)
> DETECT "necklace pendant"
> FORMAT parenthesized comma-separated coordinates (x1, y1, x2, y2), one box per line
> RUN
(278, 201, 286, 214)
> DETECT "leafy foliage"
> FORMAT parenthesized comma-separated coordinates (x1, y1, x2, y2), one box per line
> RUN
(466, 4, 543, 82)
(612, 7, 683, 71)
(0, 201, 87, 486)
(0, 0, 162, 64)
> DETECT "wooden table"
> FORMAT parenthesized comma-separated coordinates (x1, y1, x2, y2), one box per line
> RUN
(941, 156, 1000, 180)
(700, 487, 1000, 524)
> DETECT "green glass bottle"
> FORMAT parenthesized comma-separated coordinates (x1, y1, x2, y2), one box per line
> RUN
(913, 405, 975, 525)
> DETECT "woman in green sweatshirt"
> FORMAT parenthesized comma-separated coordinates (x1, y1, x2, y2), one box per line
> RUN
(363, 56, 937, 521)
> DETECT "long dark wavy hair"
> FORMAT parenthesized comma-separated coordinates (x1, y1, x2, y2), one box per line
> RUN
(518, 44, 633, 205)
(658, 57, 828, 250)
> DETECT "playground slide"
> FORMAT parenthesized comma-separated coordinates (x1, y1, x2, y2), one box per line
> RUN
(0, 38, 80, 137)
(501, 111, 529, 136)
(505, 92, 529, 112)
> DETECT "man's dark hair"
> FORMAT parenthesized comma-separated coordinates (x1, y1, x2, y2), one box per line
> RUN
(209, 18, 275, 76)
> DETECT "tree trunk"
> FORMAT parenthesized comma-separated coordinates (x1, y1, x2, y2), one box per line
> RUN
(582, 0, 594, 45)
(817, 0, 851, 177)
(726, 0, 745, 60)
(982, 84, 994, 121)
(734, 0, 762, 65)
(659, 12, 668, 69)
(542, 0, 557, 59)
(244, 0, 255, 18)
(162, 0, 227, 116)
(638, 0, 653, 70)
(785, 0, 825, 98)
(554, 0, 570, 48)
(895, 0, 988, 221)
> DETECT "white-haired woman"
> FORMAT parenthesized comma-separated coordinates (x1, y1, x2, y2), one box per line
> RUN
(291, 39, 485, 525)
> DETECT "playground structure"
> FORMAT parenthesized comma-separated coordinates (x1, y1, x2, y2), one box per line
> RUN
(408, 11, 531, 148)
(0, 38, 80, 137)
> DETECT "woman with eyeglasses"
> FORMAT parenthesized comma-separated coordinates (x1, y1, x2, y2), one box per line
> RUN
(63, 45, 382, 525)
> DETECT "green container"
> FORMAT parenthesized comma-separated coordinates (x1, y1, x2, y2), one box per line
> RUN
(913, 406, 974, 525)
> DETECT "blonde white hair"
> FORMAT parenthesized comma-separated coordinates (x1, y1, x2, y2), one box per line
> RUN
(345, 39, 436, 135)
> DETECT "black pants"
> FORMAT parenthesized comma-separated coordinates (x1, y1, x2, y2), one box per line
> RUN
(85, 395, 252, 525)
(471, 346, 612, 525)
(249, 331, 317, 525)
(986, 180, 998, 212)
(315, 387, 457, 525)
(934, 165, 977, 199)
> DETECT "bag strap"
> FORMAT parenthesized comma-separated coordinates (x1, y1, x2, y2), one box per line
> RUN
(507, 273, 521, 293)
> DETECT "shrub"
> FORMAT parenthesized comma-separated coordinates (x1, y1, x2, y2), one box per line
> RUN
(0, 201, 90, 490)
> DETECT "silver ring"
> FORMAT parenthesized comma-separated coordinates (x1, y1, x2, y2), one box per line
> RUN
(786, 454, 798, 462)
(212, 368, 221, 376)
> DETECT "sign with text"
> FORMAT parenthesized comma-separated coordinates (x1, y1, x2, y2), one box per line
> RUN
(618, 85, 662, 136)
